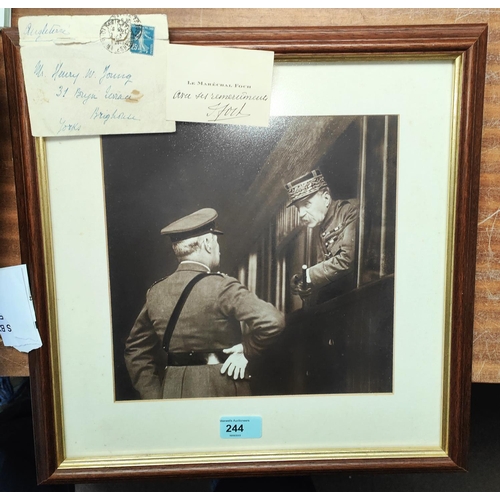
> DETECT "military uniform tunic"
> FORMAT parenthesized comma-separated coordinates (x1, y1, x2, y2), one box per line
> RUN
(125, 261, 285, 400)
(308, 199, 358, 287)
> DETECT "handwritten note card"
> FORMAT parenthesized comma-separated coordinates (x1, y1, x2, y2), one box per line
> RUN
(0, 265, 42, 353)
(166, 44, 274, 127)
(19, 14, 175, 136)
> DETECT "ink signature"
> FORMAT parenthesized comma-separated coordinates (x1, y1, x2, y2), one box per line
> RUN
(206, 102, 250, 122)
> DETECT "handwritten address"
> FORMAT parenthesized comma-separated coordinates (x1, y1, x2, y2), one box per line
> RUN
(32, 60, 140, 133)
(23, 22, 70, 42)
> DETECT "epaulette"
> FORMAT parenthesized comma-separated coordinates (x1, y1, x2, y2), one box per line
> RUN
(148, 275, 168, 292)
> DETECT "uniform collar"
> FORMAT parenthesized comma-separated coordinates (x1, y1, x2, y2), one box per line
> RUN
(320, 201, 340, 232)
(178, 260, 211, 273)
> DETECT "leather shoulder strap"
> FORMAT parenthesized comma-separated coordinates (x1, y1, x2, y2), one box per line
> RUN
(162, 272, 222, 352)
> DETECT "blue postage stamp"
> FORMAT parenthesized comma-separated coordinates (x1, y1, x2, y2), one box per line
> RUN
(130, 24, 155, 56)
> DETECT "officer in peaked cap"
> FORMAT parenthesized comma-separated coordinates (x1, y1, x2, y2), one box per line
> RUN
(285, 170, 359, 299)
(124, 208, 285, 400)
(160, 207, 224, 241)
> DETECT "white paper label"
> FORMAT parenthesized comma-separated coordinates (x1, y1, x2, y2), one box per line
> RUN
(0, 265, 42, 353)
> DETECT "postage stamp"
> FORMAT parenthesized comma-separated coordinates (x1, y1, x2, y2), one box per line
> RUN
(130, 25, 155, 56)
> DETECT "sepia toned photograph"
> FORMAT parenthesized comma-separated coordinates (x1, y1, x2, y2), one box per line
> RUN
(102, 115, 398, 401)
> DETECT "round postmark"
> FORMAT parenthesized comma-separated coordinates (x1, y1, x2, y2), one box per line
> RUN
(100, 15, 142, 54)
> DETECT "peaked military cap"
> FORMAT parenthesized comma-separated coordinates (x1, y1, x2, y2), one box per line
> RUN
(285, 169, 328, 207)
(161, 208, 223, 242)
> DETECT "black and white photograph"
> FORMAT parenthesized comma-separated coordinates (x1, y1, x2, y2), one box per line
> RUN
(102, 115, 398, 402)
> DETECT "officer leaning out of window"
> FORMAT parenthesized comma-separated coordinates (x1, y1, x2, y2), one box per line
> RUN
(285, 169, 358, 300)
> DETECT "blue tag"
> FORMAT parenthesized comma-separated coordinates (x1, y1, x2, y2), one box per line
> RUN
(220, 416, 262, 439)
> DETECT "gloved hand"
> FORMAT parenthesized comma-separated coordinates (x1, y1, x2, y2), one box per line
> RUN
(290, 273, 312, 297)
(221, 343, 248, 380)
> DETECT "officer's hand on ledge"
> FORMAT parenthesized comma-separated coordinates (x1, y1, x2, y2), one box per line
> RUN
(221, 343, 248, 380)
(290, 273, 313, 298)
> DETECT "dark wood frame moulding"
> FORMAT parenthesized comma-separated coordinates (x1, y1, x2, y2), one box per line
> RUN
(1, 23, 488, 483)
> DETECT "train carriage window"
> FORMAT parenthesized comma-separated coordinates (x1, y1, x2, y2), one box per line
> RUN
(228, 115, 397, 313)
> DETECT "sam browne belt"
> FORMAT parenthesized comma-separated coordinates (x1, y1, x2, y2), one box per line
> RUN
(162, 272, 228, 366)
(167, 350, 229, 366)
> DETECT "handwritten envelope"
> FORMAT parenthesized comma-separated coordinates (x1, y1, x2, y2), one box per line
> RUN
(19, 14, 175, 136)
(166, 44, 274, 127)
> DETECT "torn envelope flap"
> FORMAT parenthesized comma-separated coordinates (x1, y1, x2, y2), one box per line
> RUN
(18, 14, 174, 137)
(19, 14, 169, 45)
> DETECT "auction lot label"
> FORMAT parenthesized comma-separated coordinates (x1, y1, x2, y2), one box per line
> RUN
(220, 416, 262, 439)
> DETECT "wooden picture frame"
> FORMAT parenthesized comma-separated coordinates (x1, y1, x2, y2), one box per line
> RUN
(2, 23, 487, 483)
